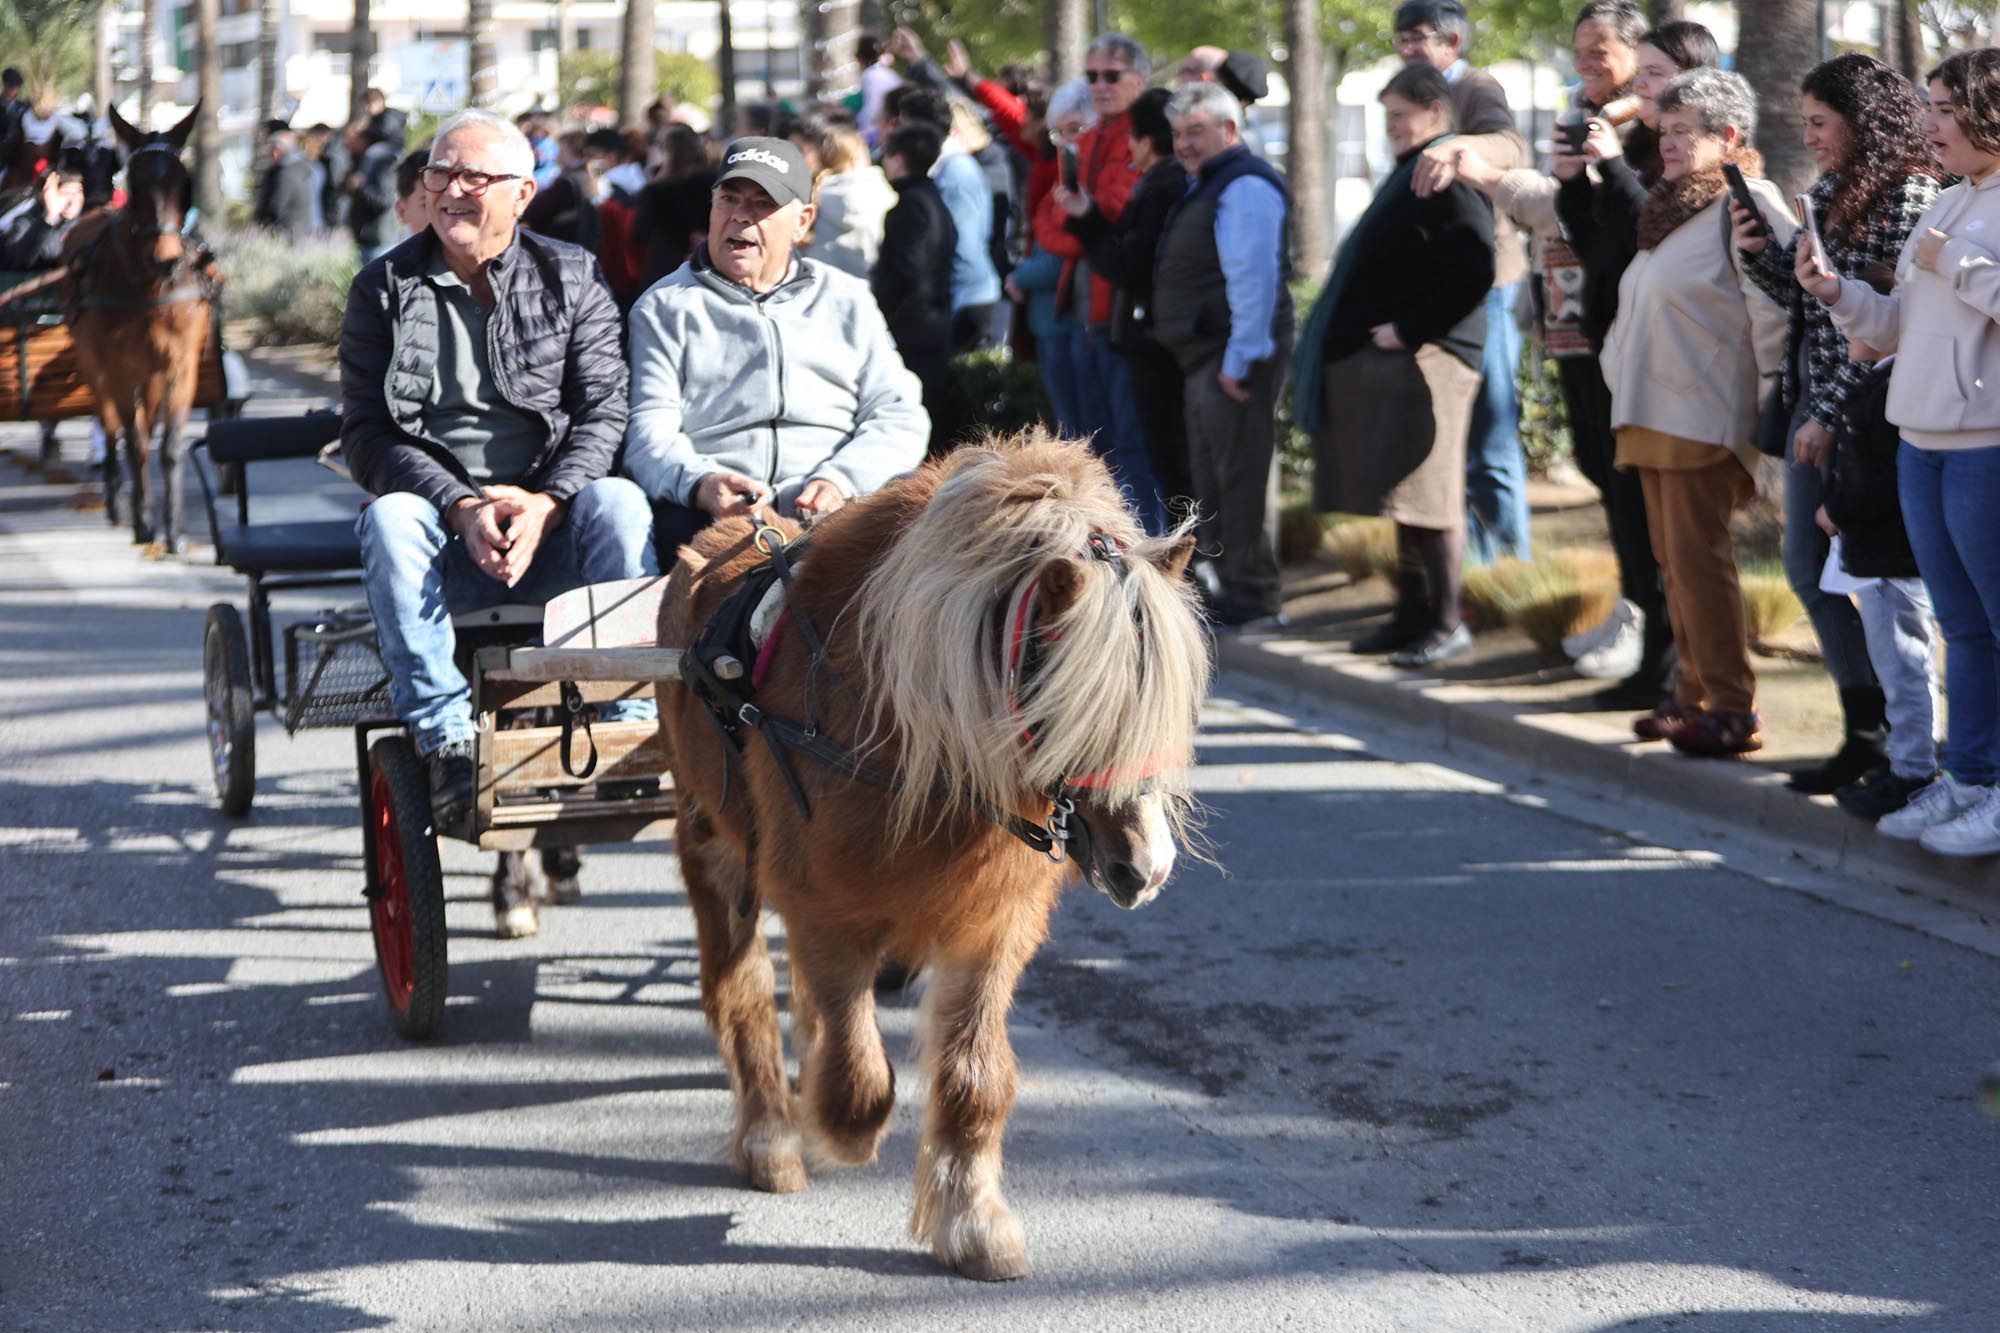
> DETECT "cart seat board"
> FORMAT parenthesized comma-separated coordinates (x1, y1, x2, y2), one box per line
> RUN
(542, 576, 671, 649)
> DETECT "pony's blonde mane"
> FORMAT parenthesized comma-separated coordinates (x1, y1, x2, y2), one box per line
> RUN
(851, 434, 1212, 844)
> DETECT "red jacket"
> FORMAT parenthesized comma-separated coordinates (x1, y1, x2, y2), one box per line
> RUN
(1032, 111, 1138, 326)
(598, 194, 642, 304)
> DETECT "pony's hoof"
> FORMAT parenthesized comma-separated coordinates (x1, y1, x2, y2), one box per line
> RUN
(734, 1123, 808, 1194)
(495, 904, 539, 939)
(540, 875, 582, 906)
(935, 1204, 1030, 1282)
(140, 540, 168, 561)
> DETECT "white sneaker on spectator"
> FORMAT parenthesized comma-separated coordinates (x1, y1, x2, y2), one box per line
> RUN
(1877, 773, 1987, 842)
(1564, 598, 1637, 662)
(1574, 611, 1644, 679)
(1920, 786, 2000, 857)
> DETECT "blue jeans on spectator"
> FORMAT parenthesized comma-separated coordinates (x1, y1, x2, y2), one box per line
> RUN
(360, 477, 659, 756)
(1784, 416, 1877, 690)
(1465, 281, 1531, 563)
(1076, 324, 1166, 535)
(1898, 441, 2000, 785)
(1037, 329, 1086, 439)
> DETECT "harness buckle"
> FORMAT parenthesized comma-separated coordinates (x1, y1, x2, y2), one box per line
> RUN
(1043, 795, 1075, 863)
(738, 702, 763, 728)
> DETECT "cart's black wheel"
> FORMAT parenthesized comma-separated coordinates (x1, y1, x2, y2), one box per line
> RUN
(203, 604, 256, 816)
(366, 735, 448, 1040)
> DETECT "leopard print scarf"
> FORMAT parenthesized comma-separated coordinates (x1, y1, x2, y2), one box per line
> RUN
(1636, 146, 1765, 251)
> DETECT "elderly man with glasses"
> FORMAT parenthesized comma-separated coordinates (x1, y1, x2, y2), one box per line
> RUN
(623, 136, 928, 554)
(340, 108, 654, 831)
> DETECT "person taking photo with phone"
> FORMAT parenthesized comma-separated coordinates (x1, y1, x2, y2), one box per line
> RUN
(1731, 53, 1943, 803)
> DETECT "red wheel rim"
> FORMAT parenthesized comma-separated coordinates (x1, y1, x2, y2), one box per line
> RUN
(368, 769, 415, 1013)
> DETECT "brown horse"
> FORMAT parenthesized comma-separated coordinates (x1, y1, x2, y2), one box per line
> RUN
(657, 434, 1212, 1280)
(64, 104, 214, 552)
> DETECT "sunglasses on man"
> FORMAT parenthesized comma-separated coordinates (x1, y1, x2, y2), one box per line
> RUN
(1083, 67, 1136, 84)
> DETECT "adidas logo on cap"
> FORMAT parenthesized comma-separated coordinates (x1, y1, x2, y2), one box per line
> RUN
(727, 148, 791, 173)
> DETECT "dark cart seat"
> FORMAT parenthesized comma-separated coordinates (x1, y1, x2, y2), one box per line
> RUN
(213, 518, 362, 574)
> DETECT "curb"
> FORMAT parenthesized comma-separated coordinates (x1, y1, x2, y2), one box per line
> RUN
(1215, 631, 2000, 911)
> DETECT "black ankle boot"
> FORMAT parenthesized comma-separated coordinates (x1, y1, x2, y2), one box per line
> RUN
(1787, 687, 1888, 794)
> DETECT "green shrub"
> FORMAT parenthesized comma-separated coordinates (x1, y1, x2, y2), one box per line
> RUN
(1278, 497, 1329, 565)
(1326, 515, 1398, 584)
(950, 348, 1050, 443)
(212, 226, 359, 347)
(1461, 549, 1619, 654)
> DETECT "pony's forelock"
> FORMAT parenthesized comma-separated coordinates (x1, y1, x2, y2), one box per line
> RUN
(851, 435, 1212, 844)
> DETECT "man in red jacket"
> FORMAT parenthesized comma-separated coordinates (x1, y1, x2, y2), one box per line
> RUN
(1036, 33, 1165, 534)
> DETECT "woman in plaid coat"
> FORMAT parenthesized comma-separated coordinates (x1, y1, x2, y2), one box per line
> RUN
(1734, 53, 1942, 797)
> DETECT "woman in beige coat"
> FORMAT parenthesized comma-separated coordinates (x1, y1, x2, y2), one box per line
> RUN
(1599, 67, 1792, 756)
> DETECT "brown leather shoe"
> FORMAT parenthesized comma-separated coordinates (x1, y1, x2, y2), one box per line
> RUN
(1670, 709, 1765, 758)
(1632, 699, 1694, 742)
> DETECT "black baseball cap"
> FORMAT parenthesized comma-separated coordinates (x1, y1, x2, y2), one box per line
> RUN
(716, 136, 812, 208)
(1, 69, 21, 89)
(1219, 50, 1269, 103)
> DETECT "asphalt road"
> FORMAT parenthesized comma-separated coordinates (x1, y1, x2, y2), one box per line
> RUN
(4, 411, 2000, 1331)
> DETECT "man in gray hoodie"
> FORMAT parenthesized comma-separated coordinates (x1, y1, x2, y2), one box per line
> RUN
(624, 137, 929, 551)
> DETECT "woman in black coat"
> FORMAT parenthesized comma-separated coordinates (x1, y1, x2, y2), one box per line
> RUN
(873, 124, 960, 455)
(1059, 88, 1194, 517)
(1293, 64, 1494, 669)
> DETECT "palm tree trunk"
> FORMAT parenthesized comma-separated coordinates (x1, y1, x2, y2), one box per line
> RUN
(1894, 0, 1926, 82)
(194, 0, 221, 214)
(139, 0, 158, 123)
(1734, 0, 1818, 194)
(348, 0, 372, 125)
(1650, 0, 1685, 21)
(468, 0, 497, 106)
(620, 0, 654, 128)
(1283, 0, 1328, 278)
(93, 0, 115, 117)
(257, 0, 279, 120)
(1045, 0, 1086, 86)
(717, 0, 737, 136)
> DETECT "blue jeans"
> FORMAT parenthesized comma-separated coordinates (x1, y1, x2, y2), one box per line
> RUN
(1898, 442, 2000, 785)
(1075, 324, 1166, 535)
(1465, 281, 1531, 563)
(359, 477, 659, 756)
(1784, 414, 1876, 690)
(1036, 329, 1086, 438)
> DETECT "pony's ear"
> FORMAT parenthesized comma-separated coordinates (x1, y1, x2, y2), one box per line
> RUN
(163, 102, 200, 151)
(1035, 557, 1084, 621)
(1150, 534, 1197, 584)
(107, 103, 143, 151)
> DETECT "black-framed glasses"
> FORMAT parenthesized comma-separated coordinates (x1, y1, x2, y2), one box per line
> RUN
(420, 164, 523, 196)
(1083, 67, 1133, 83)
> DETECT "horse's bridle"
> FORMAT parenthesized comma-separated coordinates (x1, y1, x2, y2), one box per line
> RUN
(72, 140, 209, 309)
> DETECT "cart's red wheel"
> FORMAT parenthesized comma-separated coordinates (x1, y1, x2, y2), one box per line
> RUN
(366, 736, 448, 1039)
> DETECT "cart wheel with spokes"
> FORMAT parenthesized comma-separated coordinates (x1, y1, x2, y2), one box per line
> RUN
(366, 735, 449, 1039)
(203, 604, 256, 816)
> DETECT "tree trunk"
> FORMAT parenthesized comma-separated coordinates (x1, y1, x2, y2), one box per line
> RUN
(139, 0, 157, 123)
(806, 0, 859, 98)
(1045, 0, 1086, 86)
(619, 0, 654, 127)
(1283, 0, 1327, 276)
(1650, 0, 1686, 21)
(717, 0, 737, 136)
(93, 0, 115, 117)
(257, 0, 279, 120)
(194, 0, 221, 215)
(1893, 0, 1926, 82)
(349, 0, 373, 125)
(1734, 0, 1817, 194)
(469, 0, 498, 106)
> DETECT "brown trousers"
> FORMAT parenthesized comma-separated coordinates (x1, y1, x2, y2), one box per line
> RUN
(1637, 458, 1757, 714)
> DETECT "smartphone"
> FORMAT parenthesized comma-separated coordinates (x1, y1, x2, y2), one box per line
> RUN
(1060, 145, 1079, 191)
(1795, 192, 1831, 273)
(1722, 163, 1766, 238)
(1558, 119, 1590, 154)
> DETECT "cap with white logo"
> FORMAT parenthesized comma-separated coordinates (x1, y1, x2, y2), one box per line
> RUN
(715, 136, 812, 208)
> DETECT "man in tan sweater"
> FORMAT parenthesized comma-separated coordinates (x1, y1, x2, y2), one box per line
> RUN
(1394, 0, 1533, 562)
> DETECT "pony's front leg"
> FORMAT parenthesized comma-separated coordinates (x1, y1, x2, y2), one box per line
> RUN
(158, 416, 188, 554)
(124, 418, 153, 546)
(913, 955, 1032, 1281)
(678, 811, 806, 1193)
(790, 935, 895, 1167)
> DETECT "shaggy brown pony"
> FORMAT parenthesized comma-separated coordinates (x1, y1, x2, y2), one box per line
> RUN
(657, 434, 1212, 1280)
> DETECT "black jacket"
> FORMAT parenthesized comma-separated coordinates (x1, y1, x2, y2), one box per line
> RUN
(1556, 149, 1651, 351)
(635, 169, 716, 289)
(872, 175, 957, 361)
(1323, 143, 1493, 368)
(348, 139, 403, 248)
(0, 206, 70, 269)
(254, 149, 316, 239)
(338, 228, 629, 515)
(1067, 156, 1188, 352)
(1825, 363, 1919, 580)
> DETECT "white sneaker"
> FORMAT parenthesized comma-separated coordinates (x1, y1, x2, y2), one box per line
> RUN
(1564, 599, 1637, 662)
(1877, 773, 1987, 842)
(1574, 612, 1645, 679)
(1920, 786, 2000, 857)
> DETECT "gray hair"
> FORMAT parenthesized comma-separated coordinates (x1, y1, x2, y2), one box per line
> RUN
(1166, 82, 1243, 132)
(429, 108, 536, 177)
(1088, 33, 1152, 78)
(1656, 66, 1758, 144)
(1047, 77, 1097, 128)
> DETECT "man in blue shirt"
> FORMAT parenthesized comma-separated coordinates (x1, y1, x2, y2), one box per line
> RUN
(1152, 83, 1293, 631)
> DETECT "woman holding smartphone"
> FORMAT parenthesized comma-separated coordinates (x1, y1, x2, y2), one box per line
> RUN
(1733, 54, 1943, 802)
(1806, 50, 2000, 855)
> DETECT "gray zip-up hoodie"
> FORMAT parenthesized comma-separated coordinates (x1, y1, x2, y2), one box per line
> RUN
(623, 249, 929, 508)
